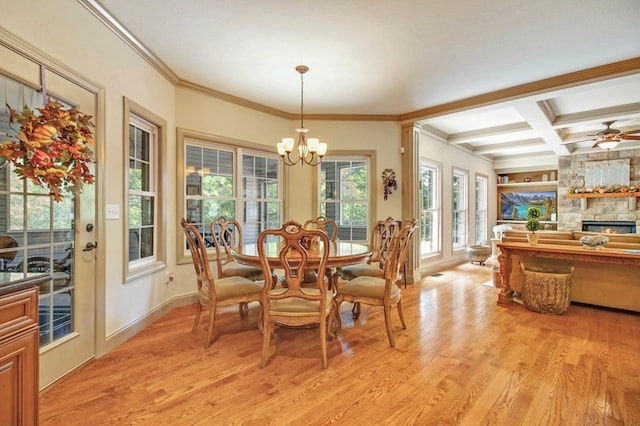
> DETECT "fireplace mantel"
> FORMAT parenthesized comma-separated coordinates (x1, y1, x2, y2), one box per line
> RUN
(566, 192, 639, 211)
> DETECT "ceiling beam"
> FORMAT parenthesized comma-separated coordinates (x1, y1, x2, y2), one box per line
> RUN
(512, 100, 571, 156)
(447, 122, 532, 144)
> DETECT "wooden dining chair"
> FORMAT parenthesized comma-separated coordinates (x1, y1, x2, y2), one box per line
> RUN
(182, 218, 263, 348)
(210, 217, 264, 281)
(331, 219, 416, 347)
(257, 220, 333, 369)
(303, 216, 338, 242)
(339, 216, 399, 281)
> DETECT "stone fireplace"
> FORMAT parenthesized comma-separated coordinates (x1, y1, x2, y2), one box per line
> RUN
(558, 149, 640, 234)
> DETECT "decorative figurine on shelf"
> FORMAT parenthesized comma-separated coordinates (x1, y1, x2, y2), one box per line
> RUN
(382, 168, 397, 201)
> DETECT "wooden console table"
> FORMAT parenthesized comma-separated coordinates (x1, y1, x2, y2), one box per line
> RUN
(496, 242, 640, 306)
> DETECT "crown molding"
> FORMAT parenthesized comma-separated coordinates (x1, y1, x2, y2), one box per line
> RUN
(73, 3, 640, 125)
(400, 57, 640, 123)
(78, 0, 179, 84)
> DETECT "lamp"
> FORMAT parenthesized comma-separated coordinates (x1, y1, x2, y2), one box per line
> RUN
(595, 138, 620, 150)
(277, 65, 327, 167)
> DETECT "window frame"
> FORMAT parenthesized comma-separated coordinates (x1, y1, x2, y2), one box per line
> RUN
(313, 151, 376, 244)
(176, 128, 283, 264)
(123, 98, 167, 282)
(452, 167, 468, 251)
(419, 159, 442, 258)
(475, 173, 488, 244)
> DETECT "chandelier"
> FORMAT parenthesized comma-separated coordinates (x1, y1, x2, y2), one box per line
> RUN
(276, 65, 327, 166)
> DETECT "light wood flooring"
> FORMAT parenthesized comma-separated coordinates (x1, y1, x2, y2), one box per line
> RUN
(39, 262, 640, 425)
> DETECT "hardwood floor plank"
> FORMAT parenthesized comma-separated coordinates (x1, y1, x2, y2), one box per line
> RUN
(39, 262, 640, 425)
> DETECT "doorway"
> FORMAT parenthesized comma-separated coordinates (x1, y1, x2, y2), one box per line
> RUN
(0, 71, 98, 389)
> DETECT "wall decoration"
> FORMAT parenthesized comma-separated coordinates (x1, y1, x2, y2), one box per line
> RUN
(585, 159, 630, 188)
(382, 168, 397, 201)
(500, 191, 556, 220)
(0, 99, 95, 201)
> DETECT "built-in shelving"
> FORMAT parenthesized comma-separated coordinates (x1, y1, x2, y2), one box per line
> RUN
(498, 180, 558, 188)
(496, 169, 558, 229)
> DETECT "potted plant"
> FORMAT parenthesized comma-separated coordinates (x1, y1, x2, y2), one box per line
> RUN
(525, 206, 542, 245)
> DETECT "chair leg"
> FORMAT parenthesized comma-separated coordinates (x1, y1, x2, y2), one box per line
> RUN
(328, 299, 342, 338)
(192, 303, 203, 333)
(205, 305, 216, 348)
(261, 320, 272, 368)
(383, 303, 395, 347)
(396, 299, 407, 329)
(351, 302, 361, 319)
(320, 315, 328, 369)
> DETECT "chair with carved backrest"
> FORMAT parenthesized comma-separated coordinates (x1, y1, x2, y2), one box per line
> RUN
(303, 216, 338, 242)
(339, 216, 399, 281)
(182, 218, 263, 348)
(210, 217, 264, 281)
(331, 219, 416, 347)
(257, 220, 333, 369)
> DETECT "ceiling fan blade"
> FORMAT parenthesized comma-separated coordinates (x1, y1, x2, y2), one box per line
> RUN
(621, 128, 640, 136)
(621, 135, 640, 140)
(562, 138, 594, 145)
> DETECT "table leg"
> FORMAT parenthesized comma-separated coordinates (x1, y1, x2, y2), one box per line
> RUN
(497, 250, 514, 305)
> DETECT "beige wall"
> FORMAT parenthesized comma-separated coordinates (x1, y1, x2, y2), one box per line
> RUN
(418, 129, 496, 274)
(1, 1, 494, 357)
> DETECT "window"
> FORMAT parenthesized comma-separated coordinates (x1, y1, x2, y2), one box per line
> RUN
(242, 154, 281, 242)
(128, 115, 158, 268)
(452, 168, 468, 250)
(318, 158, 369, 242)
(420, 161, 441, 256)
(475, 174, 488, 244)
(183, 137, 281, 251)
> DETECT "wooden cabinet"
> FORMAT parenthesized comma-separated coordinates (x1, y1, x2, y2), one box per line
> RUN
(496, 168, 558, 230)
(0, 285, 39, 426)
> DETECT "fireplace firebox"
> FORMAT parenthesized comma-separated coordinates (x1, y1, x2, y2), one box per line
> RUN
(582, 220, 636, 234)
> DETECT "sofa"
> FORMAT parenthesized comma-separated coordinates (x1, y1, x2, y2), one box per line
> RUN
(497, 230, 640, 312)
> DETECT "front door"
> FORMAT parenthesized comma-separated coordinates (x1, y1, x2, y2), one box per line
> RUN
(0, 70, 98, 389)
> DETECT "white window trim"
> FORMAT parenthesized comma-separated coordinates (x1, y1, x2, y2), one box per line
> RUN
(420, 159, 442, 258)
(123, 98, 167, 283)
(475, 173, 488, 245)
(452, 167, 468, 252)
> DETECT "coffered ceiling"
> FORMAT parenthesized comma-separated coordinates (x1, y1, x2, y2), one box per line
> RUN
(85, 0, 640, 167)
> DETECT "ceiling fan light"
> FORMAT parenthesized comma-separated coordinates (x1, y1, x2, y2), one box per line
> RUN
(596, 140, 619, 150)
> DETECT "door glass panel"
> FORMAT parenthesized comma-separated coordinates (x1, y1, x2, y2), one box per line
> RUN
(0, 78, 76, 347)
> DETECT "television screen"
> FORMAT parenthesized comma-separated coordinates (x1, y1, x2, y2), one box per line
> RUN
(500, 191, 556, 220)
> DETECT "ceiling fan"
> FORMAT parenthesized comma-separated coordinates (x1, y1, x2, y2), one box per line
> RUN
(570, 121, 640, 150)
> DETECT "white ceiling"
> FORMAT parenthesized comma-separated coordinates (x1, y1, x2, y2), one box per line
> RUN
(88, 0, 640, 166)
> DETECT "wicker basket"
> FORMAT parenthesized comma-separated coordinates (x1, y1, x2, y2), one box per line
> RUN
(520, 263, 573, 314)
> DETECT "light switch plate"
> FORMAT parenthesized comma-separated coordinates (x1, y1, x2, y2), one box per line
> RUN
(106, 204, 120, 220)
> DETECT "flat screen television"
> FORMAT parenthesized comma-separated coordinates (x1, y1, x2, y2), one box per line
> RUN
(500, 191, 556, 220)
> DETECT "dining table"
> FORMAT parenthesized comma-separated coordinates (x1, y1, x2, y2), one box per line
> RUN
(233, 240, 371, 290)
